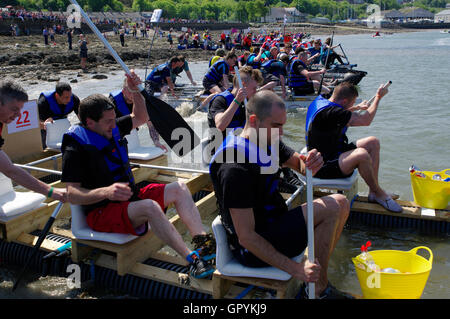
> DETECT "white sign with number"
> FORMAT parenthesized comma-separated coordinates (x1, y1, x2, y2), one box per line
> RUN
(7, 100, 39, 134)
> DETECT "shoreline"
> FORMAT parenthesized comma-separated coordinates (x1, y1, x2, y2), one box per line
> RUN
(0, 25, 424, 85)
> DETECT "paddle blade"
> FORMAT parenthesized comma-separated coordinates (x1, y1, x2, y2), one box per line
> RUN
(141, 90, 200, 157)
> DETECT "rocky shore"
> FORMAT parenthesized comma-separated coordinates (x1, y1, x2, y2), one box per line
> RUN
(0, 24, 413, 86)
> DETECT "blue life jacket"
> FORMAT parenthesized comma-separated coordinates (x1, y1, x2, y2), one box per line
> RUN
(146, 62, 170, 84)
(205, 60, 228, 83)
(41, 91, 74, 119)
(209, 132, 285, 220)
(64, 125, 133, 185)
(109, 90, 131, 117)
(261, 59, 284, 77)
(288, 59, 309, 88)
(208, 90, 245, 129)
(246, 53, 261, 69)
(305, 95, 348, 153)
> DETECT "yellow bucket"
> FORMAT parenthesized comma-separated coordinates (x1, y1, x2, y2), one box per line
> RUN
(352, 246, 433, 299)
(410, 169, 450, 209)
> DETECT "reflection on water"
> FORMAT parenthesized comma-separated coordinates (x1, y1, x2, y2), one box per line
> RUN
(6, 31, 449, 299)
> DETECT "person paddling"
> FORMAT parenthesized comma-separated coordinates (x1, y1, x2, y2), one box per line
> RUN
(38, 82, 80, 149)
(209, 90, 353, 299)
(61, 71, 215, 279)
(305, 82, 402, 213)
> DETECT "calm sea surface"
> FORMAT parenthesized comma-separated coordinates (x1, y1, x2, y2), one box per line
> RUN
(2, 30, 448, 299)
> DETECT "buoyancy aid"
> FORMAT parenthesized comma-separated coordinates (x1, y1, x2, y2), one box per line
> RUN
(246, 53, 261, 69)
(146, 62, 170, 84)
(261, 59, 284, 77)
(109, 90, 131, 117)
(62, 125, 134, 186)
(209, 132, 286, 239)
(208, 90, 245, 129)
(288, 59, 309, 88)
(40, 91, 75, 119)
(305, 95, 348, 157)
(205, 60, 227, 83)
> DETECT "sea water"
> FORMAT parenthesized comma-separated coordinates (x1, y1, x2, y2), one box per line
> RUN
(2, 30, 448, 299)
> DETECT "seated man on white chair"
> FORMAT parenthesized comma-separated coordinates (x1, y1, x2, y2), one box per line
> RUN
(305, 82, 401, 213)
(209, 90, 352, 299)
(38, 82, 80, 149)
(0, 79, 66, 204)
(61, 71, 215, 279)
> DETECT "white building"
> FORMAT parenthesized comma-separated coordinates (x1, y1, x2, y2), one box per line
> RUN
(264, 7, 306, 23)
(435, 9, 450, 23)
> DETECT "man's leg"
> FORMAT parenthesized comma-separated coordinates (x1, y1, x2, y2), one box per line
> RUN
(356, 136, 380, 188)
(312, 80, 331, 94)
(302, 194, 349, 296)
(127, 199, 191, 259)
(339, 141, 387, 199)
(163, 181, 206, 238)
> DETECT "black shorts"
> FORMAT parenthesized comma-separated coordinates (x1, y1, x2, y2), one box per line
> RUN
(292, 82, 315, 96)
(80, 51, 88, 58)
(262, 72, 280, 86)
(314, 143, 357, 179)
(145, 80, 163, 95)
(233, 206, 307, 268)
(202, 77, 222, 94)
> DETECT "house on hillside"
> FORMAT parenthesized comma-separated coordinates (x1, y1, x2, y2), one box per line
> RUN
(264, 7, 307, 23)
(435, 9, 450, 23)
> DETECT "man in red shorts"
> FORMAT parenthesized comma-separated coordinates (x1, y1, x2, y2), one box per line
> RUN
(61, 71, 215, 279)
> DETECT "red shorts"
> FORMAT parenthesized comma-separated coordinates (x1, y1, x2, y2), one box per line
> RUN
(86, 183, 166, 236)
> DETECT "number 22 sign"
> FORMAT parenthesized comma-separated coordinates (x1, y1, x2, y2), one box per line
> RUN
(7, 100, 39, 134)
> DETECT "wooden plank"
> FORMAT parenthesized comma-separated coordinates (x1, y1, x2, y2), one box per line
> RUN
(95, 253, 213, 295)
(1, 201, 63, 241)
(14, 233, 66, 252)
(314, 190, 450, 222)
(351, 201, 449, 222)
(184, 173, 212, 195)
(148, 175, 187, 185)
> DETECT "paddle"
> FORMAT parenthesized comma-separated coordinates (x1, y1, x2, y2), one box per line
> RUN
(318, 31, 334, 95)
(69, 0, 199, 157)
(233, 66, 248, 106)
(12, 202, 64, 291)
(367, 81, 392, 105)
(306, 168, 315, 299)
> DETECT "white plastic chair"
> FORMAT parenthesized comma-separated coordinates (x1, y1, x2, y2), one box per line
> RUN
(300, 146, 359, 194)
(0, 173, 46, 219)
(125, 129, 165, 161)
(212, 215, 304, 280)
(45, 118, 71, 150)
(70, 204, 138, 244)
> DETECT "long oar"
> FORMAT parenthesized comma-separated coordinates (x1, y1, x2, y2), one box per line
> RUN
(233, 66, 248, 106)
(69, 0, 199, 157)
(12, 202, 64, 291)
(306, 168, 315, 299)
(318, 31, 334, 95)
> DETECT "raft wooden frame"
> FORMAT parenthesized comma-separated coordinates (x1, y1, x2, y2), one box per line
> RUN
(2, 152, 448, 299)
